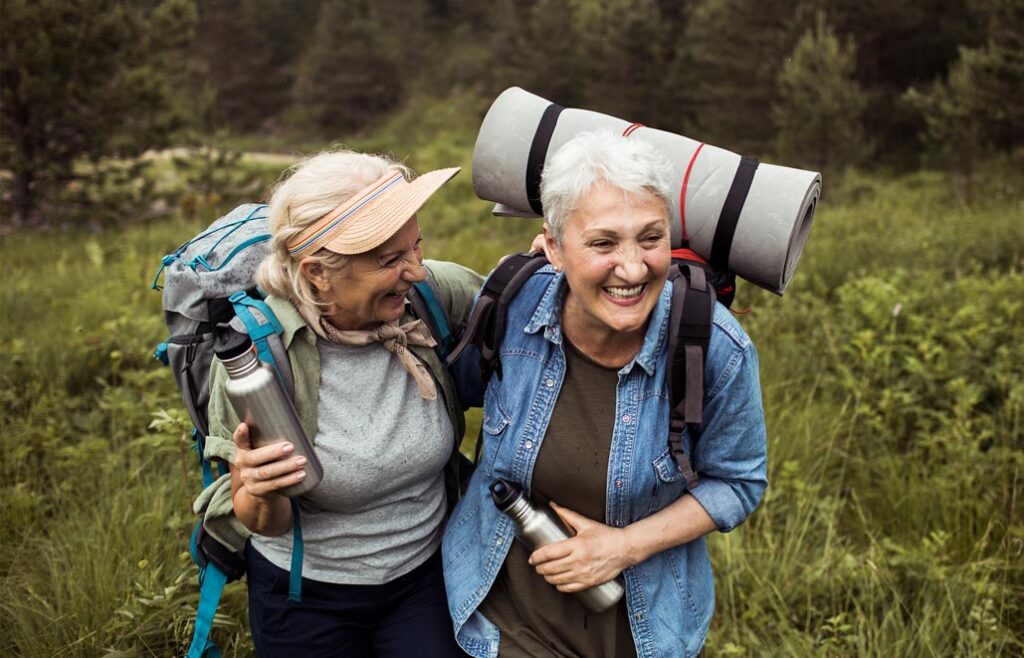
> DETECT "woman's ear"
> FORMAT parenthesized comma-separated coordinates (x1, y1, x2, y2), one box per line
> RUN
(299, 257, 331, 293)
(543, 223, 563, 271)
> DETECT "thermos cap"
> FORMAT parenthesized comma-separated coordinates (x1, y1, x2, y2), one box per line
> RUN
(489, 478, 523, 511)
(214, 329, 254, 361)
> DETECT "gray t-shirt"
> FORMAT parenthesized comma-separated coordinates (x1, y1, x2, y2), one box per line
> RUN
(252, 338, 453, 584)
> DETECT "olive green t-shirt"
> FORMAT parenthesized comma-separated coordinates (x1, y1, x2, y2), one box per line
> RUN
(479, 339, 637, 658)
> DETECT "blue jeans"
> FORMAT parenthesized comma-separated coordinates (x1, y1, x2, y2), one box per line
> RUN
(246, 543, 464, 657)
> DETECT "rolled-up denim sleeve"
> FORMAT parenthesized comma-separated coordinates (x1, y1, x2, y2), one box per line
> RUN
(688, 334, 768, 532)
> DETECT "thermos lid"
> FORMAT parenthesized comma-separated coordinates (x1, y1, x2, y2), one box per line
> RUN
(489, 478, 523, 511)
(214, 328, 254, 361)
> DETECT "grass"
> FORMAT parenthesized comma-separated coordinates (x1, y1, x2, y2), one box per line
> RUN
(1, 141, 1021, 655)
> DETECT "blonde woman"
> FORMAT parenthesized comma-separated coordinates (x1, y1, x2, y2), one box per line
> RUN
(207, 150, 480, 657)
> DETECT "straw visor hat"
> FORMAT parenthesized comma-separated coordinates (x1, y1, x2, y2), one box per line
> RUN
(287, 167, 461, 257)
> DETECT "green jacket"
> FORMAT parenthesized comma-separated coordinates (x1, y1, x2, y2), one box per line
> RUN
(195, 259, 484, 553)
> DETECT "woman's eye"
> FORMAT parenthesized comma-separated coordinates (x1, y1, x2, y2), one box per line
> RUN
(643, 233, 664, 244)
(591, 240, 613, 250)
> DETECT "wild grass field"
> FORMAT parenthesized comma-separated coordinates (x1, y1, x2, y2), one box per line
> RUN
(1, 135, 1021, 656)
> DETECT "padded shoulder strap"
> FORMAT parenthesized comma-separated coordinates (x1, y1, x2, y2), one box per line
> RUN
(227, 292, 293, 398)
(666, 262, 716, 489)
(409, 278, 455, 360)
(446, 252, 548, 381)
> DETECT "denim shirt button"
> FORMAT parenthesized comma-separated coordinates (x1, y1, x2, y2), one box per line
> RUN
(496, 537, 504, 545)
(622, 414, 631, 423)
(524, 440, 533, 449)
(545, 378, 554, 388)
(615, 479, 623, 488)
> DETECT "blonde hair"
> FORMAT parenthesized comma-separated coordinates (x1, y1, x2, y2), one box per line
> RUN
(255, 149, 412, 317)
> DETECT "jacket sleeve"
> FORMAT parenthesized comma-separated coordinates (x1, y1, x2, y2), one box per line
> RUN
(423, 259, 486, 408)
(205, 359, 241, 464)
(687, 318, 768, 532)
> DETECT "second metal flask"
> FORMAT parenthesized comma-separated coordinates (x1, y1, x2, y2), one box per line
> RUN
(489, 478, 625, 613)
(215, 330, 323, 497)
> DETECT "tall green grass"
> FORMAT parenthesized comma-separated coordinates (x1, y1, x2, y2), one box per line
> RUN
(1, 153, 1020, 655)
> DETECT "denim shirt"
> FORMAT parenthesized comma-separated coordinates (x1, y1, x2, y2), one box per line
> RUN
(442, 265, 767, 658)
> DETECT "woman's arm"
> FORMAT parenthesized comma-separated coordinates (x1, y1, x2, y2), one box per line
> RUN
(208, 360, 303, 536)
(529, 494, 716, 592)
(228, 422, 304, 536)
(532, 320, 768, 592)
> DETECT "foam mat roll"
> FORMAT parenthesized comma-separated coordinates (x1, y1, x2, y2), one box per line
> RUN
(472, 87, 822, 295)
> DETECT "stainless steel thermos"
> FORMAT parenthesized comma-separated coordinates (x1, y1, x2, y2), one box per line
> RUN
(489, 478, 625, 613)
(215, 331, 323, 497)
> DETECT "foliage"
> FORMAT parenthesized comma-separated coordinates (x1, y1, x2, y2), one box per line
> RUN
(0, 0, 196, 225)
(773, 13, 870, 174)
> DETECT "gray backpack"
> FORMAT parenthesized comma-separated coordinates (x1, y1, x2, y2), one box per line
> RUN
(152, 203, 456, 658)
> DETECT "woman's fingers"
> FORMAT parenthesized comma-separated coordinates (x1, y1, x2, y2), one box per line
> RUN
(232, 422, 252, 450)
(243, 465, 307, 497)
(236, 440, 294, 468)
(529, 539, 573, 566)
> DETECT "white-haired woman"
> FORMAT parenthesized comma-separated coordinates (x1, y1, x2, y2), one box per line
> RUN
(206, 150, 481, 656)
(443, 131, 767, 657)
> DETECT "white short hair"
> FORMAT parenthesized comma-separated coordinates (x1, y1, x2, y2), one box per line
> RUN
(540, 130, 673, 244)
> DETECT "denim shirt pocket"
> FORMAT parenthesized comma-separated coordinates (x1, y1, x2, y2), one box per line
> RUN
(480, 391, 512, 476)
(645, 446, 689, 517)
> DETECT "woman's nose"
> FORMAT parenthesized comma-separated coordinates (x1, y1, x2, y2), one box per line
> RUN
(615, 245, 648, 281)
(401, 257, 427, 282)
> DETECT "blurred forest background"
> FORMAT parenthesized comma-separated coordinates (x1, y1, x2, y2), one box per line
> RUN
(1, 0, 1022, 656)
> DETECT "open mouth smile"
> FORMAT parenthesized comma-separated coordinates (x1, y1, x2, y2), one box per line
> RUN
(604, 283, 646, 300)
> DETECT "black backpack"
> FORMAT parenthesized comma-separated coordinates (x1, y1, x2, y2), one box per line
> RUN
(447, 251, 731, 488)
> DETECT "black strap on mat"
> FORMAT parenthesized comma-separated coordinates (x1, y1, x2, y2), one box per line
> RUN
(526, 103, 564, 216)
(709, 156, 759, 272)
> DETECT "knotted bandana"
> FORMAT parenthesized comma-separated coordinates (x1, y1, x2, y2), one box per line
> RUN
(299, 305, 439, 400)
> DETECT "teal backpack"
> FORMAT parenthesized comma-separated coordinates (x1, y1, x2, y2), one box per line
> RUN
(152, 203, 454, 658)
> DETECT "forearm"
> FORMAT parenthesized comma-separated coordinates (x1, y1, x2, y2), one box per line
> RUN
(621, 494, 718, 565)
(230, 465, 293, 536)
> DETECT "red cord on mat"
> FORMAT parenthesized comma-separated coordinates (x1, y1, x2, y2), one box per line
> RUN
(670, 247, 707, 264)
(622, 123, 645, 137)
(679, 143, 705, 242)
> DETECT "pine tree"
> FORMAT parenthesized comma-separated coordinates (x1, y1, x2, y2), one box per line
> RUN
(292, 0, 404, 135)
(191, 0, 322, 133)
(576, 0, 667, 123)
(903, 0, 1024, 174)
(0, 0, 196, 224)
(684, 0, 801, 154)
(773, 13, 869, 174)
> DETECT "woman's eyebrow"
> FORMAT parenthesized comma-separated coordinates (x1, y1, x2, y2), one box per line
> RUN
(377, 234, 422, 258)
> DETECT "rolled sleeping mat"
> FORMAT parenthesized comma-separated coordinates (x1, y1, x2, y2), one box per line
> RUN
(472, 87, 822, 295)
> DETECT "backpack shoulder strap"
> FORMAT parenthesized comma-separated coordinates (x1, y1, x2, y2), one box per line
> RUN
(227, 291, 294, 398)
(666, 262, 715, 489)
(446, 251, 549, 381)
(409, 277, 455, 361)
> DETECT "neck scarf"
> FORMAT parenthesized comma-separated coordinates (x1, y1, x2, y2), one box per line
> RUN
(299, 305, 438, 400)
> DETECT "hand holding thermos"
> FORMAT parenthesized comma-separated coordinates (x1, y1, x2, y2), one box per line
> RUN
(216, 330, 323, 498)
(490, 478, 625, 613)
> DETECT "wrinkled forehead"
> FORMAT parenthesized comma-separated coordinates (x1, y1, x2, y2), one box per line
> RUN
(565, 183, 670, 231)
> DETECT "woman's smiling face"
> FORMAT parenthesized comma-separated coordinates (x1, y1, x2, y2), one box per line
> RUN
(302, 216, 426, 330)
(547, 182, 671, 347)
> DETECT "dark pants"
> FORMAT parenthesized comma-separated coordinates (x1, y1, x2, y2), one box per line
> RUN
(245, 543, 465, 658)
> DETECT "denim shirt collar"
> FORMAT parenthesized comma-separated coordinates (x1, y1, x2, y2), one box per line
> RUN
(523, 267, 672, 377)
